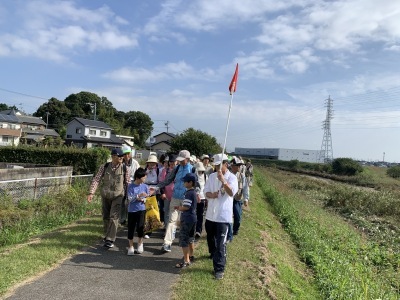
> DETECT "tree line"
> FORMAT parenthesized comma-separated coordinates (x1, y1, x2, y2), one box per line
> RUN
(1, 91, 222, 155)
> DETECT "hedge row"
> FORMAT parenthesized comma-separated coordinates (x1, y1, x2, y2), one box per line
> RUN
(0, 146, 109, 175)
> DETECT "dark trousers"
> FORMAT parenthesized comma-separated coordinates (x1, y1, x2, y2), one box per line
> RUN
(127, 210, 146, 239)
(195, 200, 206, 233)
(233, 200, 243, 234)
(205, 220, 229, 273)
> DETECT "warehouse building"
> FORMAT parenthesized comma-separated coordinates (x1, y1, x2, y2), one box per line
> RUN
(234, 147, 323, 163)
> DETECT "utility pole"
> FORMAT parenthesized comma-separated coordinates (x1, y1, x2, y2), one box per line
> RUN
(45, 111, 50, 129)
(383, 152, 385, 162)
(165, 121, 169, 133)
(87, 102, 97, 120)
(318, 96, 334, 163)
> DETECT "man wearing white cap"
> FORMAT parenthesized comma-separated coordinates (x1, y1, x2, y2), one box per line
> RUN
(204, 153, 238, 280)
(157, 150, 194, 253)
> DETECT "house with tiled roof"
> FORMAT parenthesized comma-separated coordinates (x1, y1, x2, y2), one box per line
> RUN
(65, 117, 124, 148)
(0, 109, 59, 145)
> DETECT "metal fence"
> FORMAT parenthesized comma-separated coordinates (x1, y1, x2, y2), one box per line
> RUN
(0, 174, 93, 203)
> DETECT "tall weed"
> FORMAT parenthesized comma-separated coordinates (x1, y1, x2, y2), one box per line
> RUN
(256, 168, 399, 299)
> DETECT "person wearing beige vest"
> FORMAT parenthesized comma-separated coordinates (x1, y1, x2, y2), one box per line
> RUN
(88, 148, 130, 248)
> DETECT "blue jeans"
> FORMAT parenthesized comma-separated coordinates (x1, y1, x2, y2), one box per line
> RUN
(205, 220, 229, 273)
(233, 200, 243, 234)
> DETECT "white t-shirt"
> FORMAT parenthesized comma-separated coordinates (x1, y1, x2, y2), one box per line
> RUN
(204, 170, 238, 223)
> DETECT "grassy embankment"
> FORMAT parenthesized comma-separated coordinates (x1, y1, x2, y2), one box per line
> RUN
(256, 167, 399, 299)
(0, 180, 103, 298)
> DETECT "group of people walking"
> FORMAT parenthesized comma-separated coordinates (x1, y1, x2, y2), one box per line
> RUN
(88, 147, 253, 280)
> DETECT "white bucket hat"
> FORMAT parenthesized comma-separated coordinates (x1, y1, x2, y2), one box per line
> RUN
(146, 155, 158, 164)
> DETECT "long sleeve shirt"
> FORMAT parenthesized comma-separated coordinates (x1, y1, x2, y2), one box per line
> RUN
(88, 163, 130, 195)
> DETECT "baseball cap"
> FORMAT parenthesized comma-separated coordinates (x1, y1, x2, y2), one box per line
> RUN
(121, 145, 132, 154)
(181, 172, 196, 182)
(176, 150, 191, 161)
(230, 156, 244, 166)
(213, 153, 229, 165)
(111, 148, 124, 157)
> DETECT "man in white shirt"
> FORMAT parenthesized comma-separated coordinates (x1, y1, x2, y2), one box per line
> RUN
(204, 153, 238, 280)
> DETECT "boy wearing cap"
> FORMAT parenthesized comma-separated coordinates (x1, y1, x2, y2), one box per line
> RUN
(87, 148, 130, 248)
(174, 173, 197, 268)
(204, 153, 238, 280)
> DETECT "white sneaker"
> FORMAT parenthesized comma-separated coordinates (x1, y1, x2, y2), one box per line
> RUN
(144, 235, 150, 239)
(136, 243, 144, 254)
(127, 247, 135, 256)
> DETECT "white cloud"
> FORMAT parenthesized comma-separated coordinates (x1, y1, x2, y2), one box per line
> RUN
(0, 0, 138, 62)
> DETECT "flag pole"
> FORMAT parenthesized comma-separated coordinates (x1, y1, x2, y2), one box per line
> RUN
(221, 93, 234, 157)
(221, 63, 238, 158)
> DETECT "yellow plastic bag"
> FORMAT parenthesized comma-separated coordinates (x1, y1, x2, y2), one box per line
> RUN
(144, 195, 162, 233)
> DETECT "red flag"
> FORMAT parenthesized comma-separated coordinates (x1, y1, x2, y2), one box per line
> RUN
(229, 63, 239, 95)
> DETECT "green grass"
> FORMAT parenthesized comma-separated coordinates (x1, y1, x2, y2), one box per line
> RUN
(257, 167, 399, 299)
(172, 175, 321, 300)
(0, 216, 103, 297)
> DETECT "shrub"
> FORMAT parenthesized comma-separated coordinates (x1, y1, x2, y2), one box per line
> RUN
(331, 158, 363, 176)
(386, 166, 400, 178)
(288, 159, 300, 170)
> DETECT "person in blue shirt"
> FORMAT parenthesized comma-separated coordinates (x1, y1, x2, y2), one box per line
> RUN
(157, 150, 194, 253)
(126, 168, 151, 255)
(174, 172, 197, 268)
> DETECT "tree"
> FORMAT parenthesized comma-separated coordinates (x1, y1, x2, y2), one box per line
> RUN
(387, 166, 400, 179)
(34, 98, 71, 130)
(169, 128, 221, 157)
(331, 158, 363, 176)
(64, 91, 101, 119)
(124, 111, 153, 148)
(0, 103, 10, 111)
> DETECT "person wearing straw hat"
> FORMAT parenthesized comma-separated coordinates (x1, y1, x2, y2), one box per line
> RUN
(201, 154, 214, 175)
(204, 153, 238, 280)
(143, 154, 161, 238)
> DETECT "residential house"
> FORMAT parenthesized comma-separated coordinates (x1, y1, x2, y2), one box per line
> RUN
(136, 131, 176, 160)
(0, 114, 21, 146)
(0, 109, 59, 145)
(150, 132, 176, 152)
(65, 117, 123, 149)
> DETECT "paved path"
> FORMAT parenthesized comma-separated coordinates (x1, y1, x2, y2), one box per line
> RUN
(6, 227, 182, 300)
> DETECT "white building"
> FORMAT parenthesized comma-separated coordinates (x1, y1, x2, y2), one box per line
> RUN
(234, 147, 323, 163)
(0, 114, 21, 146)
(65, 117, 123, 148)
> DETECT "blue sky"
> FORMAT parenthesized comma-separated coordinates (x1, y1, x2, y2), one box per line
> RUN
(1, 0, 400, 162)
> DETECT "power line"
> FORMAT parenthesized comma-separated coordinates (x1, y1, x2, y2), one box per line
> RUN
(0, 87, 49, 100)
